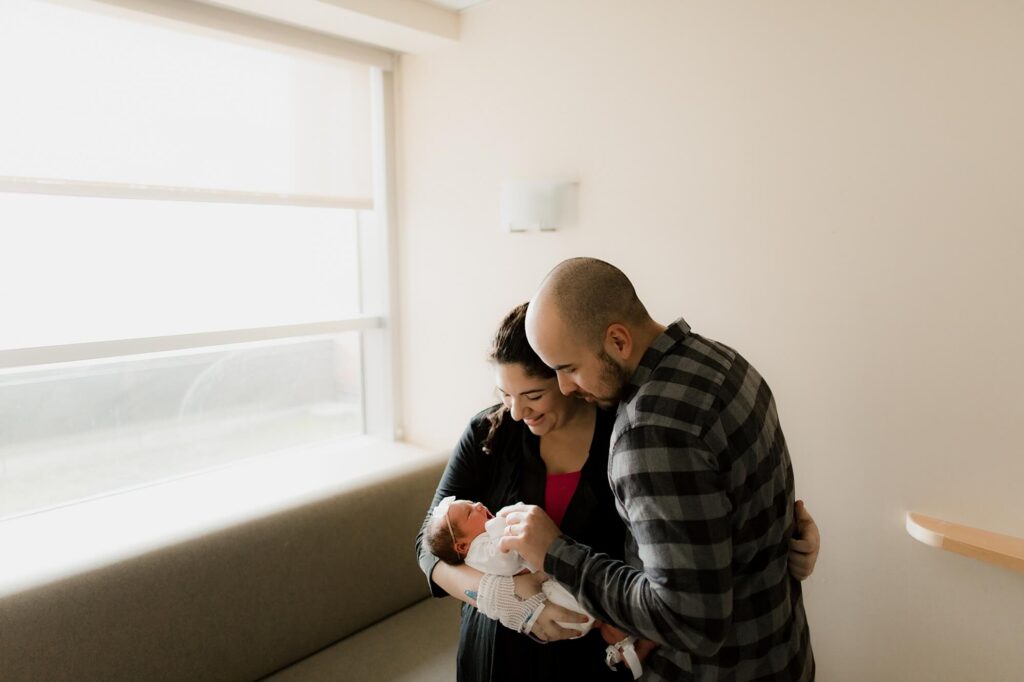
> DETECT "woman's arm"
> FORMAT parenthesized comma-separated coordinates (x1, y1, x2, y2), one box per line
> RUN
(429, 561, 555, 607)
(431, 553, 590, 639)
(414, 417, 487, 596)
(430, 561, 486, 607)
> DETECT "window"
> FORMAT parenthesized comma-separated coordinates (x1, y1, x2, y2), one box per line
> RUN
(0, 0, 398, 520)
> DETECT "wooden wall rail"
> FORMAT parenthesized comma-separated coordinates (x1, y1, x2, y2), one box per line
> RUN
(906, 512, 1024, 574)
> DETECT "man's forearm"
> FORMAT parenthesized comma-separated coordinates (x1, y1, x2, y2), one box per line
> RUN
(545, 535, 732, 658)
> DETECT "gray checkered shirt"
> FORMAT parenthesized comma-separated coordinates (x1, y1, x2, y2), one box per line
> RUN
(545, 318, 814, 680)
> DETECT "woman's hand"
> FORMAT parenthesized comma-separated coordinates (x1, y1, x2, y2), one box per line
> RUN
(788, 500, 820, 581)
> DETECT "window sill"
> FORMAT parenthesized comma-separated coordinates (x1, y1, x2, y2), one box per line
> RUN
(0, 436, 443, 598)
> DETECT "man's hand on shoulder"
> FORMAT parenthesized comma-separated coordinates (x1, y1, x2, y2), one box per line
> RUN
(496, 503, 561, 571)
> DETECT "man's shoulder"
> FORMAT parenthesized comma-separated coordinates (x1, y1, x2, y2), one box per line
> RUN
(659, 330, 740, 384)
(618, 333, 738, 434)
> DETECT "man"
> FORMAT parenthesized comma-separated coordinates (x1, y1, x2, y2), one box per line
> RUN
(498, 257, 815, 680)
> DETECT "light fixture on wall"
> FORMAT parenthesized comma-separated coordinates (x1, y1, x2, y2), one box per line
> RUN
(499, 179, 578, 232)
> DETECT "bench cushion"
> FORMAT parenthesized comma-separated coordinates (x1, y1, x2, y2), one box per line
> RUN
(267, 597, 461, 681)
(0, 455, 447, 681)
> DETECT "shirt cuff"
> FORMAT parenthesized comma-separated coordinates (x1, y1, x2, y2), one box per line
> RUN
(424, 556, 448, 598)
(543, 534, 589, 591)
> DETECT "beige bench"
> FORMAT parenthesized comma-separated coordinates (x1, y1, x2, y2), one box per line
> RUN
(0, 456, 460, 681)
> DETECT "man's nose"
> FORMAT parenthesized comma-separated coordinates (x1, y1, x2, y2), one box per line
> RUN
(556, 373, 576, 396)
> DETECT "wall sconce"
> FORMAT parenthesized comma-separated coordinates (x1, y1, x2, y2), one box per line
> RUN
(500, 179, 578, 232)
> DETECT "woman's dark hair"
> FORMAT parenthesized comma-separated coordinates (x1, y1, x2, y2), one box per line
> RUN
(482, 302, 556, 454)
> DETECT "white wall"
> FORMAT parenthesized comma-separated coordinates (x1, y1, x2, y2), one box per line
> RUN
(396, 1, 1024, 678)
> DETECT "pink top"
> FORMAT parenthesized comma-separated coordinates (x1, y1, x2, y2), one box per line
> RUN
(545, 470, 583, 527)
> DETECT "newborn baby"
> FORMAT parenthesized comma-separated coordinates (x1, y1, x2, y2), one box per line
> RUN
(426, 496, 648, 678)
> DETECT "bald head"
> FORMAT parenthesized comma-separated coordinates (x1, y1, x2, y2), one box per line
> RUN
(525, 258, 660, 406)
(529, 258, 650, 348)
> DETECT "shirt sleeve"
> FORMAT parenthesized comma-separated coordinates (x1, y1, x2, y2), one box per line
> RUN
(544, 423, 733, 658)
(414, 417, 486, 597)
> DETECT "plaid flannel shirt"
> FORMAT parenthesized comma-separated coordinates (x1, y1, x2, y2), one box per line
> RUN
(545, 319, 813, 680)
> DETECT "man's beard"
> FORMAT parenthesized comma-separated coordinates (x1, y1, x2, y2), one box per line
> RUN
(588, 349, 631, 407)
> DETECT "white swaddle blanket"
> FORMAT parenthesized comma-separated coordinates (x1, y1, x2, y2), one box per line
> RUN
(464, 516, 595, 634)
(465, 513, 642, 679)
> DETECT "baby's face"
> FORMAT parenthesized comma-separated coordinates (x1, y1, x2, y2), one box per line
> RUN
(448, 500, 493, 543)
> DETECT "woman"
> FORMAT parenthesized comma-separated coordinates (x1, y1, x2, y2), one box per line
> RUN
(415, 303, 819, 681)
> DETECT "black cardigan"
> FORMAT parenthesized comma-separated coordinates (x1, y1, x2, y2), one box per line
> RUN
(415, 406, 630, 682)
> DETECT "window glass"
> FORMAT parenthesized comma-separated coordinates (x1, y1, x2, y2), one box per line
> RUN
(0, 334, 363, 519)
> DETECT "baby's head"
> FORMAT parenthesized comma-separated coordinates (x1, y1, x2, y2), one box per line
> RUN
(426, 497, 494, 565)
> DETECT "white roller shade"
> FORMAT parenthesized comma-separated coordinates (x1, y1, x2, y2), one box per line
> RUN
(0, 0, 374, 202)
(0, 194, 367, 352)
